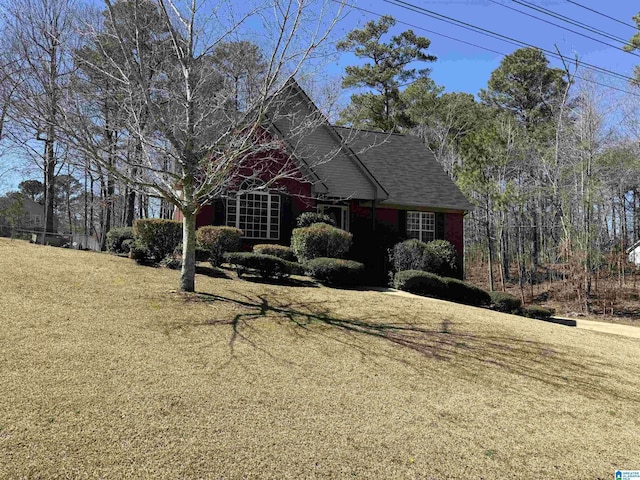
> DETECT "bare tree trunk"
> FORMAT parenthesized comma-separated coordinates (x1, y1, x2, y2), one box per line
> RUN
(486, 199, 495, 292)
(44, 138, 56, 234)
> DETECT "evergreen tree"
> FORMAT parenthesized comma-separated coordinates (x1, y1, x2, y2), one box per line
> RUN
(337, 15, 436, 132)
(479, 47, 566, 133)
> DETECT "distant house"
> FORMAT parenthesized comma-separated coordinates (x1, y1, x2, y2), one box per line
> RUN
(0, 195, 63, 237)
(176, 80, 473, 277)
(0, 195, 44, 235)
(20, 197, 46, 230)
(627, 240, 640, 267)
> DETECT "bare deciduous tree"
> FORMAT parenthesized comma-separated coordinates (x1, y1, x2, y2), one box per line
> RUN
(2, 0, 77, 235)
(64, 0, 345, 292)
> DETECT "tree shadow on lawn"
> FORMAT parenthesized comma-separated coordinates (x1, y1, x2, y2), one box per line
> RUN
(236, 275, 319, 288)
(181, 291, 639, 403)
(195, 265, 231, 279)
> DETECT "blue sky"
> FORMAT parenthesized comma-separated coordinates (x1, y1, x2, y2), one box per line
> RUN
(2, 0, 639, 194)
(331, 0, 640, 96)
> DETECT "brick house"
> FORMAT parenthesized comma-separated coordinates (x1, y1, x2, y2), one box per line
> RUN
(178, 80, 473, 280)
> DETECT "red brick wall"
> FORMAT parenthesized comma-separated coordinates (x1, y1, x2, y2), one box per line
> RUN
(445, 212, 464, 257)
(375, 207, 399, 227)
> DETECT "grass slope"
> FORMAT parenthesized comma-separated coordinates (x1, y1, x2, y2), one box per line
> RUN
(0, 238, 639, 479)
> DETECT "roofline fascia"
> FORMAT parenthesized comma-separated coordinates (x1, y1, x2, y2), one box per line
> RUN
(283, 79, 389, 201)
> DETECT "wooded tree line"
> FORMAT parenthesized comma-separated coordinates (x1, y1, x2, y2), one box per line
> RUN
(335, 15, 640, 306)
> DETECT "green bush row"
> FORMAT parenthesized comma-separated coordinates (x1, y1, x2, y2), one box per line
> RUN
(393, 270, 491, 307)
(224, 252, 303, 279)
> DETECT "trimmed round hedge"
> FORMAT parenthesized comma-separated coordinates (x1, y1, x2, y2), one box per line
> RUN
(520, 305, 555, 319)
(106, 227, 134, 254)
(442, 277, 491, 307)
(296, 212, 335, 228)
(133, 219, 182, 263)
(224, 252, 303, 279)
(291, 223, 352, 262)
(489, 291, 522, 313)
(393, 270, 446, 298)
(253, 244, 296, 262)
(304, 257, 365, 287)
(390, 238, 458, 277)
(196, 226, 242, 266)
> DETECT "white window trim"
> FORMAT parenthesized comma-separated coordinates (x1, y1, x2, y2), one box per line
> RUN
(226, 191, 280, 240)
(407, 211, 435, 243)
(317, 204, 350, 232)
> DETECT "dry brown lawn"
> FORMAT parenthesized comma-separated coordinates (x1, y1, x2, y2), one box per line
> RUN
(1, 238, 639, 479)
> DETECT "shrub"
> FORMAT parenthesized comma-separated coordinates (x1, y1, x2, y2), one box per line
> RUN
(291, 223, 352, 262)
(106, 227, 134, 254)
(390, 239, 428, 273)
(253, 244, 296, 261)
(224, 252, 303, 279)
(129, 243, 152, 265)
(520, 305, 555, 319)
(121, 238, 135, 254)
(296, 211, 335, 228)
(160, 255, 182, 270)
(305, 257, 365, 287)
(490, 291, 522, 313)
(196, 226, 242, 266)
(390, 239, 458, 277)
(443, 278, 491, 307)
(393, 270, 490, 306)
(423, 240, 458, 277)
(133, 219, 182, 262)
(173, 243, 210, 262)
(393, 270, 447, 298)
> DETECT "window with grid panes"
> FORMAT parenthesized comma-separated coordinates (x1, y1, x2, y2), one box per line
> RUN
(406, 211, 435, 243)
(226, 192, 280, 240)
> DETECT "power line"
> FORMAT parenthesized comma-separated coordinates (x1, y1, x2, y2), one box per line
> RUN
(337, 1, 640, 98)
(381, 0, 637, 84)
(511, 0, 630, 45)
(492, 0, 636, 57)
(565, 0, 638, 31)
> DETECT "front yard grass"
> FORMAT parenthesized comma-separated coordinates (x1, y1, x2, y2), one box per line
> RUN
(0, 238, 639, 478)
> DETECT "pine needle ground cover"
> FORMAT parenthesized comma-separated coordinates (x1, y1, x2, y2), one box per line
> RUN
(0, 238, 639, 478)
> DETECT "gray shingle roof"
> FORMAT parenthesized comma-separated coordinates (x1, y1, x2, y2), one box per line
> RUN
(268, 82, 384, 201)
(334, 127, 474, 212)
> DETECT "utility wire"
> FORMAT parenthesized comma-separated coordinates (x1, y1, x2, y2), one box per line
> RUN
(489, 0, 640, 58)
(565, 0, 638, 31)
(381, 0, 637, 84)
(510, 0, 630, 45)
(337, 1, 640, 98)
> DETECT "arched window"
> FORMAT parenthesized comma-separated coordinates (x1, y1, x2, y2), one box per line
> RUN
(226, 181, 281, 240)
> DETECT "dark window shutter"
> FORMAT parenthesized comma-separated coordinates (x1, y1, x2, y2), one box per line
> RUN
(436, 212, 445, 240)
(399, 210, 407, 237)
(214, 199, 225, 225)
(281, 195, 293, 242)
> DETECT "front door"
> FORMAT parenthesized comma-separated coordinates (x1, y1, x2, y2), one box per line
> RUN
(318, 204, 349, 231)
